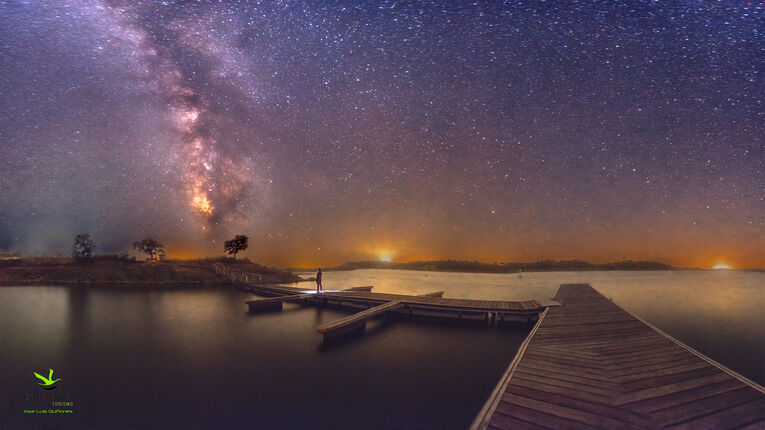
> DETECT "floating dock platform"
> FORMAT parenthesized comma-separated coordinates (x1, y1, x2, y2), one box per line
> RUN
(213, 263, 546, 340)
(243, 282, 544, 340)
(471, 283, 765, 430)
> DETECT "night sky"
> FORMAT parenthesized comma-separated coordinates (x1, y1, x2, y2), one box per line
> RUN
(1, 0, 762, 268)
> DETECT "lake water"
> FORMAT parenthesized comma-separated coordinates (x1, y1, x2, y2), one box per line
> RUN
(1, 270, 763, 429)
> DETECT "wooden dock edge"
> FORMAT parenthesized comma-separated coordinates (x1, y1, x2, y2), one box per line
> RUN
(317, 300, 405, 341)
(470, 284, 764, 430)
(621, 305, 765, 394)
(469, 307, 550, 430)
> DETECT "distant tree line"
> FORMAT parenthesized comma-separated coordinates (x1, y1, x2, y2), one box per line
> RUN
(331, 259, 672, 273)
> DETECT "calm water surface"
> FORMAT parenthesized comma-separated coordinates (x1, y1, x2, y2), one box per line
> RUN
(300, 269, 764, 384)
(1, 270, 763, 429)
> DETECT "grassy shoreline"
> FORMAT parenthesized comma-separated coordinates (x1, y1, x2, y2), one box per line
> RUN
(0, 255, 304, 287)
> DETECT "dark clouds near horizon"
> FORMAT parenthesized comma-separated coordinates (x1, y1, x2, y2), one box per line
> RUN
(1, 0, 763, 267)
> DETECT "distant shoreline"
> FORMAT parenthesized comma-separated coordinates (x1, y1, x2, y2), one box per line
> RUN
(289, 259, 675, 274)
(289, 267, 764, 276)
(0, 280, 234, 288)
(0, 256, 304, 287)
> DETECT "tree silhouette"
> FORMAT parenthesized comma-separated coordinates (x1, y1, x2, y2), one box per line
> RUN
(132, 238, 164, 260)
(224, 235, 249, 259)
(72, 233, 95, 261)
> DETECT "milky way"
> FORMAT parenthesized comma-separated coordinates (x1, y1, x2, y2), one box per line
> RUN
(1, 0, 763, 268)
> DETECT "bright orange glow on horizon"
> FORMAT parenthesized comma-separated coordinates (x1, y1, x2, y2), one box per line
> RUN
(127, 227, 763, 270)
(151, 242, 762, 270)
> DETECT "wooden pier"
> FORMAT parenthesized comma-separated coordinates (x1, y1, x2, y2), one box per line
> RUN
(245, 294, 313, 311)
(215, 263, 544, 320)
(243, 283, 542, 320)
(471, 283, 765, 430)
(214, 263, 546, 339)
(316, 300, 405, 339)
(316, 291, 446, 339)
(244, 285, 374, 312)
(241, 282, 545, 340)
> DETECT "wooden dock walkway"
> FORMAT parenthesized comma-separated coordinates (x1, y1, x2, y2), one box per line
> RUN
(316, 300, 405, 339)
(242, 283, 544, 339)
(471, 283, 765, 430)
(244, 283, 543, 322)
(244, 285, 374, 311)
(245, 294, 313, 311)
(215, 263, 544, 324)
(316, 291, 448, 339)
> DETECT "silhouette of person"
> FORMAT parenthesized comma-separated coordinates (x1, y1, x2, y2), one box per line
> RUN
(316, 268, 323, 292)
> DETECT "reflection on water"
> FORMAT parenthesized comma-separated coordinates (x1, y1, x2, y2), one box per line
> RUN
(0, 284, 526, 430)
(1, 270, 763, 429)
(299, 269, 765, 385)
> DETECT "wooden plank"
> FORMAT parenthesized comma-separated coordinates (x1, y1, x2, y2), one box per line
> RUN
(542, 314, 636, 324)
(517, 361, 609, 383)
(315, 300, 404, 334)
(590, 338, 676, 354)
(535, 320, 647, 333)
(512, 372, 613, 398)
(521, 352, 604, 371)
(616, 372, 734, 405)
(417, 291, 444, 298)
(615, 360, 712, 383)
(494, 401, 603, 430)
(651, 387, 763, 427)
(488, 412, 552, 430)
(533, 327, 655, 342)
(595, 345, 684, 362)
(245, 294, 311, 305)
(501, 393, 638, 430)
(342, 285, 374, 291)
(618, 366, 721, 392)
(623, 379, 747, 414)
(508, 378, 613, 405)
(600, 350, 694, 368)
(607, 356, 704, 378)
(514, 365, 616, 390)
(552, 333, 659, 349)
(528, 345, 600, 360)
(519, 358, 605, 380)
(664, 398, 765, 430)
(506, 385, 650, 427)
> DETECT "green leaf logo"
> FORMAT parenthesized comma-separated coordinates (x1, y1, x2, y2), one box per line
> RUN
(34, 369, 61, 389)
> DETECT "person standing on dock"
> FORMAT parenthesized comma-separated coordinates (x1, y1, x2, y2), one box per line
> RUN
(316, 268, 323, 293)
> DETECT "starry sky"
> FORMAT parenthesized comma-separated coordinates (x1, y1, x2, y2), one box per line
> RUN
(1, 0, 763, 268)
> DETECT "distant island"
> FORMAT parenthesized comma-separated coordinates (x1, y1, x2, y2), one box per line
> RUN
(0, 255, 303, 287)
(317, 259, 673, 274)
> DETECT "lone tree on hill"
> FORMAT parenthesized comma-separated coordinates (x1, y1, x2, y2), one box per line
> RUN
(133, 238, 164, 260)
(224, 235, 249, 259)
(72, 233, 95, 261)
